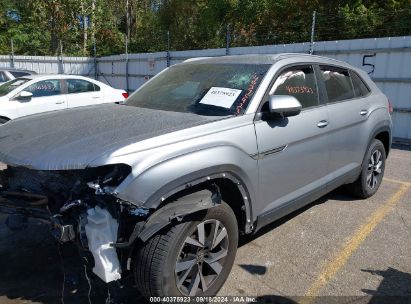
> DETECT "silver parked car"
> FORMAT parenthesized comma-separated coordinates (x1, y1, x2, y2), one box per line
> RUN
(0, 54, 392, 298)
(0, 68, 37, 83)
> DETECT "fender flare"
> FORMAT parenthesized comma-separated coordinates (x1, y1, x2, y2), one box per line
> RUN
(368, 123, 392, 155)
(139, 188, 221, 242)
(112, 188, 221, 248)
(143, 170, 254, 234)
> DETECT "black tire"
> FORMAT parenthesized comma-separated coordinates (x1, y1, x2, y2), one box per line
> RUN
(134, 201, 238, 298)
(347, 139, 386, 199)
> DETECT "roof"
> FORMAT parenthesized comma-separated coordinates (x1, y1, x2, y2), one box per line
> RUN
(17, 74, 97, 81)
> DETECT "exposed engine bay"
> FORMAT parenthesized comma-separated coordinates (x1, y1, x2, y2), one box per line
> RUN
(0, 164, 220, 288)
(0, 164, 148, 284)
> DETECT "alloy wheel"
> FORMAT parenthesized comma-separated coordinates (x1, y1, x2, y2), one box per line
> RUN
(175, 219, 229, 296)
(367, 149, 383, 189)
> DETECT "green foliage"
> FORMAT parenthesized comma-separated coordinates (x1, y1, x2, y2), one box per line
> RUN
(0, 0, 410, 56)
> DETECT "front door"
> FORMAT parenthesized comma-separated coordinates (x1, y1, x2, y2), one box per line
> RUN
(254, 64, 330, 216)
(16, 79, 66, 117)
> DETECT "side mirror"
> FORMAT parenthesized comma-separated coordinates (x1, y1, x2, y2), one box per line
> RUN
(16, 91, 33, 101)
(268, 95, 302, 117)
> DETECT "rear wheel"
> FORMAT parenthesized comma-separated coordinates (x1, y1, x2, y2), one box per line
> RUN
(347, 139, 386, 198)
(134, 201, 238, 297)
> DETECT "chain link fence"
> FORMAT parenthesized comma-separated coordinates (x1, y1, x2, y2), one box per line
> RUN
(2, 9, 411, 61)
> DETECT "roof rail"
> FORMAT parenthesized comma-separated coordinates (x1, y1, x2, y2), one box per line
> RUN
(183, 57, 213, 63)
(275, 52, 345, 64)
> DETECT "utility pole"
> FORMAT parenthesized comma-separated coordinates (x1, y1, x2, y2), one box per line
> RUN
(93, 36, 97, 80)
(10, 39, 15, 68)
(91, 0, 97, 79)
(126, 0, 130, 42)
(125, 0, 130, 92)
(125, 34, 129, 93)
(81, 0, 88, 55)
(309, 10, 317, 55)
(166, 31, 170, 67)
(226, 24, 231, 56)
(59, 40, 64, 74)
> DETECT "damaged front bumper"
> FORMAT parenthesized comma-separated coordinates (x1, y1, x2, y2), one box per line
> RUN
(0, 164, 147, 284)
(0, 164, 221, 286)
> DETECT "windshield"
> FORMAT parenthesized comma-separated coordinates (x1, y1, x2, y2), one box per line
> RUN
(0, 78, 30, 97)
(125, 63, 270, 116)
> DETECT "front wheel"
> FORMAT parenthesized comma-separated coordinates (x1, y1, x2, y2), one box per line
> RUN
(347, 139, 386, 198)
(134, 201, 238, 297)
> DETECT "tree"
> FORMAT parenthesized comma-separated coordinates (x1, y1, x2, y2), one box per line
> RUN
(0, 0, 410, 56)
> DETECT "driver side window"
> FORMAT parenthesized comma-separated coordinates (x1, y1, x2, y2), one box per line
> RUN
(25, 79, 62, 98)
(270, 65, 319, 109)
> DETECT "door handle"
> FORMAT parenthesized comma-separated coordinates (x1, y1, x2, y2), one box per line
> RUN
(92, 96, 100, 99)
(317, 120, 329, 128)
(55, 101, 65, 104)
(360, 110, 368, 116)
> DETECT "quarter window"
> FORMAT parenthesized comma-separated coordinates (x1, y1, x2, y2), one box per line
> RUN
(25, 79, 62, 97)
(271, 65, 319, 109)
(320, 66, 355, 103)
(351, 71, 370, 97)
(67, 79, 100, 94)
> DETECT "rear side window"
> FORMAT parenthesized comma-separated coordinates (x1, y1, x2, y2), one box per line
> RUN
(350, 71, 370, 97)
(67, 79, 100, 94)
(320, 66, 354, 103)
(271, 65, 319, 108)
(9, 71, 31, 78)
(25, 79, 62, 97)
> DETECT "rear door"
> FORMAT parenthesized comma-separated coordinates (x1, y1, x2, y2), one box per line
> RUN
(65, 78, 103, 108)
(254, 64, 330, 216)
(318, 65, 371, 186)
(16, 79, 67, 117)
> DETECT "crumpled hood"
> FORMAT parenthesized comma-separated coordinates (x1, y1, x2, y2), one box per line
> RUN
(0, 104, 214, 170)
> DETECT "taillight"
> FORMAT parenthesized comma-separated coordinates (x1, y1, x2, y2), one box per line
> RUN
(388, 99, 393, 113)
(122, 92, 129, 99)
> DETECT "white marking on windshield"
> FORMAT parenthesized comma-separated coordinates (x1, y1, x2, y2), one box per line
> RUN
(199, 87, 242, 108)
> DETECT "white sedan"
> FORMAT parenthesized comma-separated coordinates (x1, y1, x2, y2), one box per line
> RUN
(0, 75, 128, 123)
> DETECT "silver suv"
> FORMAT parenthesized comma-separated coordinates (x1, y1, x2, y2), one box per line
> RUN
(0, 54, 392, 298)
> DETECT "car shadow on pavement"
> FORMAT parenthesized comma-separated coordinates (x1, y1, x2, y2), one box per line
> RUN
(361, 267, 411, 304)
(392, 142, 411, 151)
(251, 295, 298, 303)
(0, 217, 148, 304)
(238, 201, 319, 247)
(238, 187, 355, 247)
(238, 264, 267, 275)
